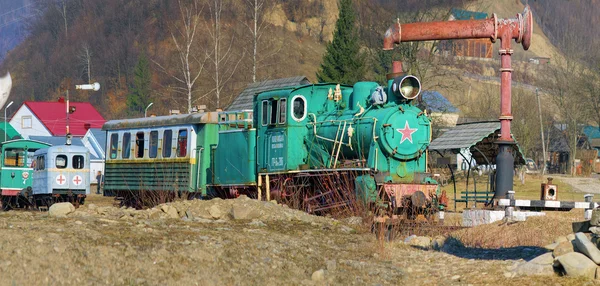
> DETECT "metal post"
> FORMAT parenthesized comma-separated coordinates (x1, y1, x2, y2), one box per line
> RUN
(66, 89, 70, 135)
(257, 174, 262, 201)
(4, 100, 13, 142)
(505, 190, 515, 220)
(265, 174, 270, 201)
(145, 102, 154, 118)
(585, 194, 594, 220)
(536, 88, 547, 175)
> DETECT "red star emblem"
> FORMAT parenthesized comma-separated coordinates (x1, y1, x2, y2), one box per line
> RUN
(397, 121, 418, 144)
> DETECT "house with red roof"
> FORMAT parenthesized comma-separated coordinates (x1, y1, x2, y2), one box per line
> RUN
(9, 98, 106, 138)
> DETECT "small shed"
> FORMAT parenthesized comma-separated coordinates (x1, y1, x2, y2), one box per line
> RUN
(227, 76, 311, 111)
(439, 8, 493, 59)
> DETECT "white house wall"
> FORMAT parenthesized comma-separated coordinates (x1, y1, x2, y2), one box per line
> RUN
(9, 105, 51, 138)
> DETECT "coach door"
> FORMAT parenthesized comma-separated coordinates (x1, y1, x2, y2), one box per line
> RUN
(261, 98, 287, 172)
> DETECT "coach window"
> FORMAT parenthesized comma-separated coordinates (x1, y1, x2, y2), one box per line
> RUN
(56, 155, 67, 169)
(4, 148, 25, 167)
(278, 99, 287, 124)
(149, 131, 158, 158)
(291, 95, 306, 121)
(72, 155, 84, 169)
(177, 129, 188, 157)
(109, 133, 118, 159)
(261, 100, 268, 126)
(163, 130, 172, 158)
(135, 132, 145, 158)
(122, 132, 131, 159)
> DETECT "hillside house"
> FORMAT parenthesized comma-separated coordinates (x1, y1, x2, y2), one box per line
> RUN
(439, 8, 493, 59)
(9, 98, 105, 138)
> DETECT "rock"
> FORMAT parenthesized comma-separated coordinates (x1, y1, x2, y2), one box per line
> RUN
(147, 209, 162, 220)
(544, 242, 559, 251)
(209, 205, 224, 219)
(451, 275, 460, 280)
(87, 203, 97, 210)
(231, 203, 260, 220)
(185, 210, 194, 219)
(590, 227, 600, 235)
(70, 210, 91, 218)
(567, 233, 576, 241)
(311, 269, 325, 281)
(574, 232, 600, 264)
(404, 235, 417, 244)
(529, 253, 554, 265)
(556, 252, 597, 278)
(553, 241, 575, 258)
(160, 205, 180, 219)
(555, 236, 568, 244)
(596, 267, 600, 280)
(339, 225, 355, 234)
(326, 260, 337, 272)
(591, 209, 600, 226)
(48, 202, 75, 218)
(343, 216, 363, 226)
(408, 236, 431, 249)
(504, 271, 515, 278)
(248, 220, 266, 227)
(431, 236, 446, 250)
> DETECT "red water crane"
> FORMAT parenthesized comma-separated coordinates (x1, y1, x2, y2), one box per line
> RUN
(383, 6, 533, 199)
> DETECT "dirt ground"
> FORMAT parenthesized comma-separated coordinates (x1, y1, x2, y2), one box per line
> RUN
(0, 191, 595, 285)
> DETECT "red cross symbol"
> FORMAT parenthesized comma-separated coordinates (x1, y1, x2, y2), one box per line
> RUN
(56, 175, 66, 185)
(73, 175, 82, 185)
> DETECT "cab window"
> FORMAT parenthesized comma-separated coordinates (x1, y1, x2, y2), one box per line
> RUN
(72, 155, 84, 169)
(4, 148, 25, 167)
(110, 133, 118, 159)
(261, 100, 268, 126)
(292, 96, 306, 121)
(278, 99, 287, 124)
(177, 129, 188, 157)
(56, 155, 67, 169)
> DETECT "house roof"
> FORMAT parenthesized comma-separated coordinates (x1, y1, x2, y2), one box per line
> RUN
(0, 121, 22, 142)
(227, 76, 311, 110)
(450, 8, 488, 20)
(420, 91, 459, 113)
(429, 121, 525, 165)
(583, 126, 600, 139)
(22, 101, 106, 136)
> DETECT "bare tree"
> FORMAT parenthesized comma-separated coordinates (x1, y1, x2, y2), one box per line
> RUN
(154, 0, 208, 114)
(243, 0, 266, 83)
(59, 0, 68, 37)
(206, 0, 243, 108)
(78, 43, 92, 83)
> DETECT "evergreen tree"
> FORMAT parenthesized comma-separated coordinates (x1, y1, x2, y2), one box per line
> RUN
(316, 0, 365, 84)
(127, 51, 152, 116)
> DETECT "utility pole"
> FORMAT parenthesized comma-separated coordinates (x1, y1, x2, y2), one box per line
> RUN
(536, 88, 547, 175)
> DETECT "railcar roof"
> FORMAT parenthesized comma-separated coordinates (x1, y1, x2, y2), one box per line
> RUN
(0, 138, 51, 148)
(102, 112, 219, 131)
(34, 144, 89, 155)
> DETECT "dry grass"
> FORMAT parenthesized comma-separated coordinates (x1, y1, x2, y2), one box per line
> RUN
(452, 209, 582, 248)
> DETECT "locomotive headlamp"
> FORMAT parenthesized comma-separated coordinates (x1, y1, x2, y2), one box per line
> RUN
(392, 75, 421, 100)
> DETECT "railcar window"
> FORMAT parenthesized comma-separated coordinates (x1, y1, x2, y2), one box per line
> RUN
(292, 96, 306, 121)
(177, 129, 188, 157)
(135, 132, 145, 158)
(149, 131, 158, 158)
(110, 133, 118, 159)
(261, 101, 268, 126)
(278, 99, 287, 124)
(56, 155, 67, 169)
(36, 156, 45, 170)
(163, 130, 172, 158)
(122, 132, 131, 159)
(4, 148, 25, 167)
(72, 155, 84, 169)
(26, 150, 36, 168)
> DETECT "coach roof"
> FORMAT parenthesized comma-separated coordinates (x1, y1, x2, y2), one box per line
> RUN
(102, 112, 219, 131)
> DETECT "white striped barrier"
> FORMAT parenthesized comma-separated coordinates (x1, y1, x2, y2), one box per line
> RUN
(501, 191, 596, 221)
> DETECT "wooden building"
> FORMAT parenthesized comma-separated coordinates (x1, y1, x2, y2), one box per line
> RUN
(440, 9, 493, 59)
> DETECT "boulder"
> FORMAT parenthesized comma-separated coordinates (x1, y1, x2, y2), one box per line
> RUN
(48, 202, 75, 218)
(209, 205, 225, 219)
(553, 241, 575, 258)
(544, 242, 559, 251)
(529, 252, 554, 265)
(556, 252, 597, 278)
(160, 205, 180, 219)
(311, 269, 325, 281)
(574, 232, 600, 264)
(515, 263, 554, 277)
(567, 233, 576, 241)
(231, 203, 260, 220)
(590, 227, 600, 235)
(591, 209, 600, 226)
(408, 236, 432, 249)
(555, 236, 568, 244)
(431, 236, 446, 251)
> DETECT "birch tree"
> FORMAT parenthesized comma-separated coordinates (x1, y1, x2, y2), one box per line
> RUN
(206, 0, 243, 108)
(78, 43, 92, 83)
(154, 0, 207, 114)
(244, 0, 266, 83)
